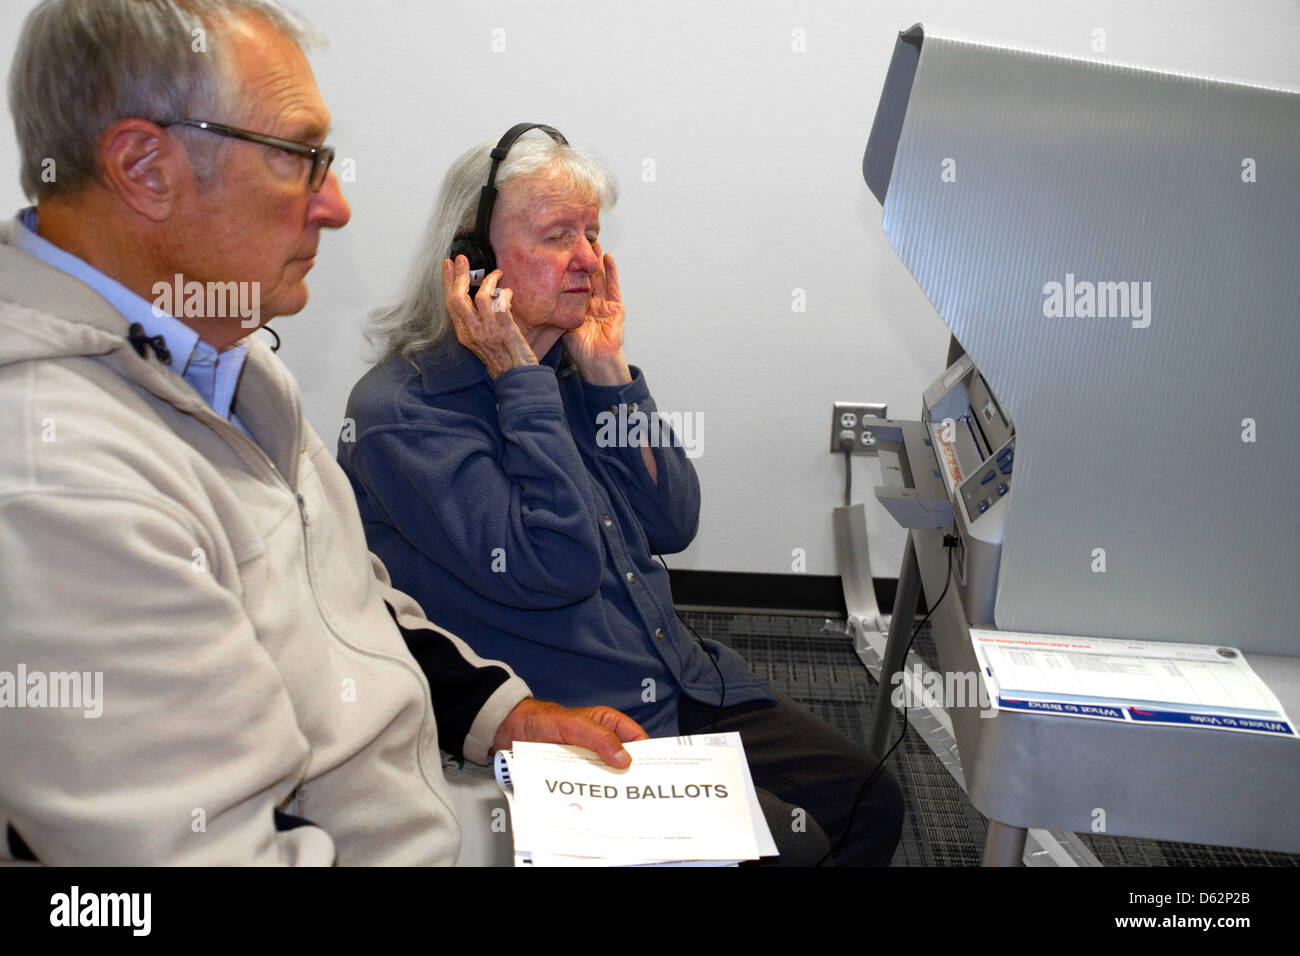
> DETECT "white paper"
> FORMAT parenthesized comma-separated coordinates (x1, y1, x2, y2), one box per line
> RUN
(625, 732, 778, 858)
(500, 733, 774, 866)
(971, 629, 1297, 737)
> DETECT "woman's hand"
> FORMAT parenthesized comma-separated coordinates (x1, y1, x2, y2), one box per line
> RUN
(565, 248, 632, 386)
(443, 255, 538, 378)
(565, 249, 656, 482)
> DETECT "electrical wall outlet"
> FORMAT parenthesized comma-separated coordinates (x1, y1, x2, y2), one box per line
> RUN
(831, 402, 889, 454)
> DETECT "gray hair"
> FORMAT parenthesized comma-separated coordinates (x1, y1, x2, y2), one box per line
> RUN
(368, 130, 618, 363)
(9, 0, 317, 201)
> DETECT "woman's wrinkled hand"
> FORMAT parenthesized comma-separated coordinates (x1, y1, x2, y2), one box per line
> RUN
(565, 248, 631, 385)
(443, 255, 538, 378)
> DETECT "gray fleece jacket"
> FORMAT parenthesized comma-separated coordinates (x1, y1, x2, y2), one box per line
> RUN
(0, 222, 529, 865)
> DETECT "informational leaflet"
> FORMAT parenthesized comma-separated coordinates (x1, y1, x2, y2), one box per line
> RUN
(970, 629, 1296, 737)
(495, 732, 777, 867)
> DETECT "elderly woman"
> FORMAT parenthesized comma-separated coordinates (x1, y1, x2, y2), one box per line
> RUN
(339, 127, 902, 865)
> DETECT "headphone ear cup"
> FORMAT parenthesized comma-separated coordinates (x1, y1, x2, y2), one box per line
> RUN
(449, 233, 485, 272)
(449, 233, 491, 295)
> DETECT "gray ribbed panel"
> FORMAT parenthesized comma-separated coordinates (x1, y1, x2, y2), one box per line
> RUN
(881, 35, 1300, 654)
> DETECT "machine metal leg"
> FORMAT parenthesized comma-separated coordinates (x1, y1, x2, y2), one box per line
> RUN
(982, 820, 1028, 866)
(832, 501, 883, 633)
(869, 533, 922, 756)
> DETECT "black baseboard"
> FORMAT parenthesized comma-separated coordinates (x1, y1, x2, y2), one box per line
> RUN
(668, 569, 901, 617)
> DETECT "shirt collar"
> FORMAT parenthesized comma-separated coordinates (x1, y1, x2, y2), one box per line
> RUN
(13, 207, 249, 421)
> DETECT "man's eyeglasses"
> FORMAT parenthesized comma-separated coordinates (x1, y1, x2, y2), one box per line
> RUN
(160, 119, 335, 191)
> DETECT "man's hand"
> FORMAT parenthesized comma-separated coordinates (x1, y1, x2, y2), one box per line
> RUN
(443, 255, 538, 378)
(565, 248, 631, 386)
(493, 698, 649, 769)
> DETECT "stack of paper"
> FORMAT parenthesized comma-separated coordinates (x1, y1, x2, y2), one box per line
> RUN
(494, 732, 778, 867)
(971, 629, 1297, 737)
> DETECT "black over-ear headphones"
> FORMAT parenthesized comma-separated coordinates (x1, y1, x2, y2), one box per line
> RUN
(449, 123, 569, 295)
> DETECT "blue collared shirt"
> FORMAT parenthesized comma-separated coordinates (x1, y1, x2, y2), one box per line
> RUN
(13, 207, 253, 438)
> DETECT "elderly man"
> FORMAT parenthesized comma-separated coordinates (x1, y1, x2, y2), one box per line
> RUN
(0, 0, 644, 866)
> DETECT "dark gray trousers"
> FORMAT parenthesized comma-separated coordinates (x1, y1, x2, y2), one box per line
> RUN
(676, 690, 904, 866)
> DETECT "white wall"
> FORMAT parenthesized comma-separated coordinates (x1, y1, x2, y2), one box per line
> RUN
(3, 0, 1298, 577)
